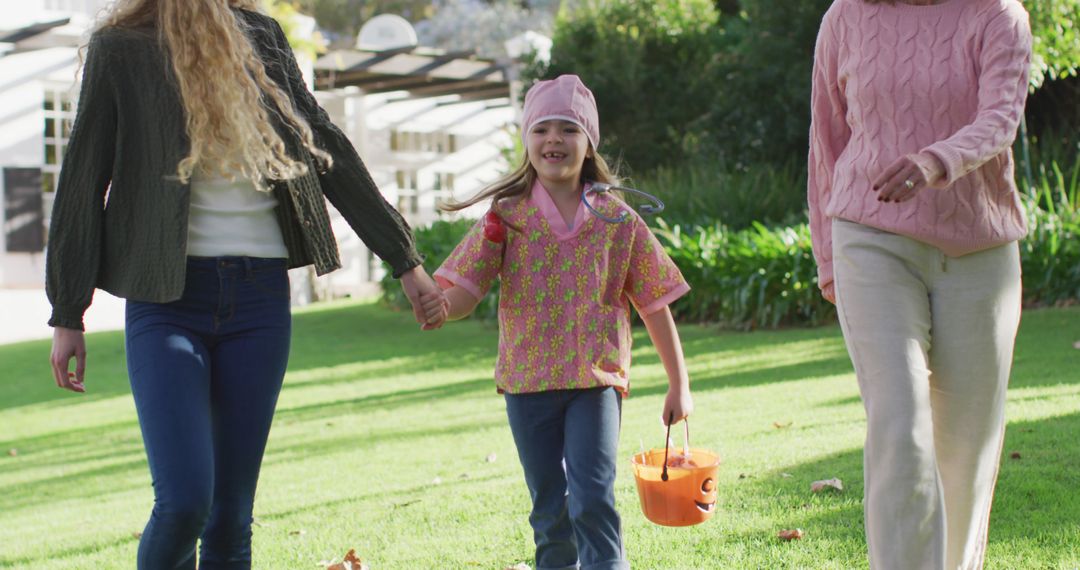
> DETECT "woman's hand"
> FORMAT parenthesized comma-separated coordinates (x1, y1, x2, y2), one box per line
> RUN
(662, 385, 694, 426)
(50, 327, 87, 393)
(872, 154, 945, 203)
(822, 282, 836, 304)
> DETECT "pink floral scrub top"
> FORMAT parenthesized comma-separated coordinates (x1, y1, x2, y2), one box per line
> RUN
(434, 180, 690, 395)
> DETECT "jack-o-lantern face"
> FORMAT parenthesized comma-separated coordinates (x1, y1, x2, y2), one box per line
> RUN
(633, 447, 721, 527)
(696, 476, 717, 513)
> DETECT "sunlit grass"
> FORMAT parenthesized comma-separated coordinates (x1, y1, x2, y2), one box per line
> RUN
(1, 301, 1077, 569)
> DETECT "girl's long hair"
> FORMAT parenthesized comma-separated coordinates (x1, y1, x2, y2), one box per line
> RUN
(440, 147, 620, 212)
(91, 0, 330, 190)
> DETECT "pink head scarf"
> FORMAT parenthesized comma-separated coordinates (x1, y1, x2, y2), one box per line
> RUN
(521, 74, 600, 149)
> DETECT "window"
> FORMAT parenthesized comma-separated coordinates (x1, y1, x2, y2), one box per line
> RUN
(389, 130, 455, 155)
(433, 171, 454, 195)
(42, 86, 75, 193)
(395, 169, 419, 215)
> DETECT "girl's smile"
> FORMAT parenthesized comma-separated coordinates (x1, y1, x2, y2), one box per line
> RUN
(528, 119, 590, 189)
(541, 151, 568, 162)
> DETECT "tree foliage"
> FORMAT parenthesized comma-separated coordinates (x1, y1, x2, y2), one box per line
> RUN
(1026, 0, 1080, 86)
(415, 0, 553, 58)
(533, 0, 723, 174)
(529, 0, 1080, 176)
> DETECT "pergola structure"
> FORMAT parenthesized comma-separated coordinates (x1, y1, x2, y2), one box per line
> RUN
(313, 46, 512, 102)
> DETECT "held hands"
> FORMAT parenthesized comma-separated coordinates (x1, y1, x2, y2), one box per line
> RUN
(400, 266, 449, 330)
(872, 153, 945, 203)
(662, 385, 694, 426)
(50, 327, 87, 393)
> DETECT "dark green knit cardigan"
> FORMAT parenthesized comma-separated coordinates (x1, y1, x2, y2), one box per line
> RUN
(46, 9, 423, 330)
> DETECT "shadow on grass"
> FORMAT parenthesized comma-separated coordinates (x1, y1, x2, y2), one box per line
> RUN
(0, 534, 138, 569)
(285, 302, 494, 373)
(5, 302, 1076, 412)
(0, 302, 493, 412)
(0, 456, 149, 512)
(0, 331, 129, 411)
(256, 472, 508, 524)
(991, 411, 1080, 547)
(0, 424, 142, 477)
(634, 354, 854, 399)
(273, 376, 495, 424)
(263, 416, 507, 466)
(725, 410, 1080, 564)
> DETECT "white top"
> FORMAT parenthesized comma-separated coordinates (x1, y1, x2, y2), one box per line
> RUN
(186, 173, 289, 258)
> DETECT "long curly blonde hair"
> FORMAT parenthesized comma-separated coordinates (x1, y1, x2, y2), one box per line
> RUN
(93, 0, 331, 190)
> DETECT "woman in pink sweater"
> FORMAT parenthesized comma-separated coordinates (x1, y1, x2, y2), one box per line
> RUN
(808, 0, 1031, 568)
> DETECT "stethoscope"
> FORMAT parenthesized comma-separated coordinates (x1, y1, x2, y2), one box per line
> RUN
(581, 181, 665, 223)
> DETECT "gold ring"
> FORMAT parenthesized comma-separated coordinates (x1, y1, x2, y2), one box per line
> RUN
(904, 179, 915, 189)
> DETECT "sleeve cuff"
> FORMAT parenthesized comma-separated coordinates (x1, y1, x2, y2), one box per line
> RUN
(433, 268, 484, 301)
(49, 308, 86, 331)
(911, 152, 948, 189)
(817, 261, 834, 296)
(389, 251, 425, 279)
(637, 282, 691, 316)
(821, 281, 836, 303)
(922, 144, 963, 187)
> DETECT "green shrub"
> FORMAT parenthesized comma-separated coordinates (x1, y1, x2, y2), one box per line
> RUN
(1026, 0, 1080, 86)
(630, 159, 807, 230)
(527, 0, 725, 174)
(1021, 166, 1080, 306)
(385, 147, 1080, 328)
(651, 218, 835, 330)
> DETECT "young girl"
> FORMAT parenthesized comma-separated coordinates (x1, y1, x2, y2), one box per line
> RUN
(426, 74, 694, 570)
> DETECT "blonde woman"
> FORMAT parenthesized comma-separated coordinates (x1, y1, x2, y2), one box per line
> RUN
(808, 0, 1031, 568)
(45, 0, 446, 567)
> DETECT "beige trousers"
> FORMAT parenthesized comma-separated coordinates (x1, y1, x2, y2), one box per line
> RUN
(831, 219, 1022, 570)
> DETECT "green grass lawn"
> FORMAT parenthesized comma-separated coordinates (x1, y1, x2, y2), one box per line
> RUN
(1, 300, 1078, 569)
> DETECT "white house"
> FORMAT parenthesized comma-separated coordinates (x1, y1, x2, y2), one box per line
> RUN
(0, 3, 523, 302)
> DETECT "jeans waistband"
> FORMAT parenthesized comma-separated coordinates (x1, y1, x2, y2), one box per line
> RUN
(186, 256, 288, 277)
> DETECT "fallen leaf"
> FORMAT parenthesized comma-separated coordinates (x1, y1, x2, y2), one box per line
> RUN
(132, 531, 142, 539)
(289, 529, 306, 536)
(503, 564, 531, 570)
(773, 421, 793, 429)
(780, 472, 793, 478)
(486, 452, 498, 463)
(7, 449, 16, 457)
(326, 549, 369, 570)
(1010, 451, 1021, 460)
(810, 478, 844, 493)
(738, 473, 755, 479)
(459, 473, 471, 479)
(778, 528, 804, 541)
(1073, 340, 1080, 350)
(432, 476, 443, 485)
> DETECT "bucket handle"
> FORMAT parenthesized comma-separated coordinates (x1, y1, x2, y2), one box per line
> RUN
(660, 412, 691, 482)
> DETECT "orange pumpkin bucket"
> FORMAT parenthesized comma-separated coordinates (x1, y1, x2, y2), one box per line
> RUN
(631, 420, 721, 527)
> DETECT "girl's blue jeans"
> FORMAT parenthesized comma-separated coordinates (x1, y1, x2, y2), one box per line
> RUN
(504, 386, 630, 570)
(124, 257, 291, 570)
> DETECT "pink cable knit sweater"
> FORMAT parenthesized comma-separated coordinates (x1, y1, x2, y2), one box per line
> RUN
(808, 0, 1032, 294)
